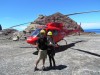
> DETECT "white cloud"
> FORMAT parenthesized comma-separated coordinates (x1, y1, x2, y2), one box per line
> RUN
(80, 22, 100, 29)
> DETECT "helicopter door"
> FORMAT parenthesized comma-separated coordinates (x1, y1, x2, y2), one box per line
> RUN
(52, 30, 59, 42)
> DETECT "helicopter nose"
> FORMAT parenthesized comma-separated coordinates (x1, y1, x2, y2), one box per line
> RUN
(26, 36, 38, 45)
(26, 36, 33, 44)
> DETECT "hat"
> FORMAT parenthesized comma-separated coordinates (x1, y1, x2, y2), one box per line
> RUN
(47, 31, 52, 35)
(40, 29, 45, 34)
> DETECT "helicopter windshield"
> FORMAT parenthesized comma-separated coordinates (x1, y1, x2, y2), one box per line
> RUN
(31, 29, 41, 36)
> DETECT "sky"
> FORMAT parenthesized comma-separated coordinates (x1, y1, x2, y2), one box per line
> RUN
(0, 0, 100, 30)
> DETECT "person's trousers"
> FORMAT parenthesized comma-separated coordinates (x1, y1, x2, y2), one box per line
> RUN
(47, 50, 55, 67)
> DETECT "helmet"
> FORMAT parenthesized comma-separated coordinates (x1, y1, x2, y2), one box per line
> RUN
(40, 29, 45, 34)
(47, 31, 52, 36)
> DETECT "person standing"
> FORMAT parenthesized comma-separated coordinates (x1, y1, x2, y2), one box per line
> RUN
(34, 29, 48, 71)
(47, 31, 56, 68)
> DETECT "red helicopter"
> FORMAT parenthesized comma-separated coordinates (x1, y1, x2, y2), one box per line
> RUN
(8, 10, 100, 45)
(26, 22, 80, 45)
(26, 10, 100, 45)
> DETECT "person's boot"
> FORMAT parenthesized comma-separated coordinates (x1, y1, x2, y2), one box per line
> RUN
(34, 66, 39, 71)
(42, 66, 46, 71)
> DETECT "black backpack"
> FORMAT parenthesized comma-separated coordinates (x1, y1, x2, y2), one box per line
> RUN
(37, 37, 48, 50)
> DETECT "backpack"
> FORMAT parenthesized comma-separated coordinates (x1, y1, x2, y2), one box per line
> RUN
(37, 37, 48, 50)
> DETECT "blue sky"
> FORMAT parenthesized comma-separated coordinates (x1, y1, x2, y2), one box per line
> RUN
(0, 0, 100, 30)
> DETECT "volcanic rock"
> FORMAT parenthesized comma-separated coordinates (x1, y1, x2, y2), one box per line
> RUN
(1, 29, 18, 36)
(25, 12, 84, 32)
(12, 31, 30, 41)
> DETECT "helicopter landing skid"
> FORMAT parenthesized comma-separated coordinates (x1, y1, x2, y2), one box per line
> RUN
(57, 39, 67, 46)
(62, 39, 67, 45)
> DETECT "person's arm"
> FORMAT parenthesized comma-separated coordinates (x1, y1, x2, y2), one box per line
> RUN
(52, 39, 56, 47)
(49, 38, 56, 47)
(35, 39, 40, 51)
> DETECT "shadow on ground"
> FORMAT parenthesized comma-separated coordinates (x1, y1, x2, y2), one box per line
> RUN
(35, 65, 67, 71)
(71, 48, 100, 57)
(55, 40, 85, 53)
(20, 47, 35, 48)
(33, 40, 84, 55)
(44, 65, 67, 71)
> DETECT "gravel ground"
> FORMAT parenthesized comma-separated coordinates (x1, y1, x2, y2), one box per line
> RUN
(0, 34, 100, 75)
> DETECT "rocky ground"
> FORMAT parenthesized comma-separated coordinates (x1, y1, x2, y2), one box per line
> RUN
(0, 34, 100, 75)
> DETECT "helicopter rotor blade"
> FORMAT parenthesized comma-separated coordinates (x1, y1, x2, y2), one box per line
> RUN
(65, 10, 100, 16)
(9, 22, 32, 28)
(8, 10, 100, 29)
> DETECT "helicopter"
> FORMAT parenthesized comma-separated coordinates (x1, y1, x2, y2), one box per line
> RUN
(26, 22, 76, 45)
(8, 10, 100, 44)
(26, 10, 100, 45)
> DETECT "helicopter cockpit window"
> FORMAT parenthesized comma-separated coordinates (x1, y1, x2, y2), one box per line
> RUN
(53, 30, 58, 36)
(31, 29, 41, 36)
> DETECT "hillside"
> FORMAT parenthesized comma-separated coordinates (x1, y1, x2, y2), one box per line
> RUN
(25, 12, 84, 32)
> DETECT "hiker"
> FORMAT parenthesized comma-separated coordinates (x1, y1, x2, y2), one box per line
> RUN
(34, 29, 48, 71)
(47, 31, 56, 68)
